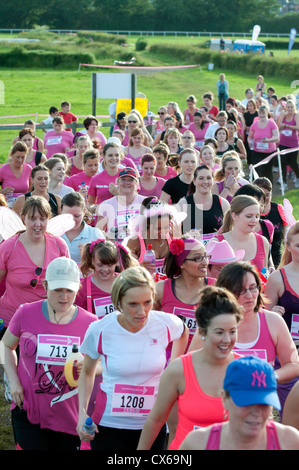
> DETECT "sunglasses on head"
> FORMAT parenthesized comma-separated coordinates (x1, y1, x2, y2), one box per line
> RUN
(30, 266, 43, 288)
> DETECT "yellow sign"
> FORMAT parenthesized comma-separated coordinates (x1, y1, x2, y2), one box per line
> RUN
(116, 98, 148, 119)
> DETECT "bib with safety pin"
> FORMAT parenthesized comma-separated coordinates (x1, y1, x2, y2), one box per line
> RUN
(36, 334, 80, 366)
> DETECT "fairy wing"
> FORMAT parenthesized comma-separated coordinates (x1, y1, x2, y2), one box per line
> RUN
(0, 207, 25, 240)
(283, 198, 296, 227)
(47, 214, 75, 236)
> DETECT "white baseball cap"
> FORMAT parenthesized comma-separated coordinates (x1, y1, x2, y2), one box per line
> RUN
(45, 257, 80, 291)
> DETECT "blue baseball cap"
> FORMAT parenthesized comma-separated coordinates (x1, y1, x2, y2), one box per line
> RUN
(223, 356, 281, 410)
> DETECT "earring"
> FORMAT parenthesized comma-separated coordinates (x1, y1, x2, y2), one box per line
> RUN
(201, 336, 205, 341)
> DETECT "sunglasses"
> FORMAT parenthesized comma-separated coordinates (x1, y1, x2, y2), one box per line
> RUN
(30, 266, 43, 288)
(158, 112, 165, 115)
(128, 120, 137, 123)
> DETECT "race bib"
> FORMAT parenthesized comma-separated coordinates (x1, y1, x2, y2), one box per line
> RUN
(256, 141, 269, 150)
(47, 136, 62, 145)
(155, 258, 164, 274)
(93, 296, 115, 319)
(6, 193, 23, 208)
(36, 334, 80, 366)
(195, 140, 204, 149)
(234, 349, 267, 361)
(291, 314, 299, 341)
(111, 384, 155, 417)
(201, 233, 214, 245)
(173, 307, 197, 334)
(282, 130, 292, 137)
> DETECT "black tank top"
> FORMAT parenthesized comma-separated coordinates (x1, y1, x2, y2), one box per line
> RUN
(183, 194, 224, 238)
(24, 192, 59, 217)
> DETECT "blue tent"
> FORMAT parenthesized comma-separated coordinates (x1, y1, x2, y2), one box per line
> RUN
(233, 39, 265, 53)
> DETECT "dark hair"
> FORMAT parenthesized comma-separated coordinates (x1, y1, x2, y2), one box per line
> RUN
(195, 286, 243, 335)
(49, 106, 58, 114)
(233, 183, 265, 203)
(83, 115, 98, 129)
(253, 177, 272, 192)
(189, 164, 213, 195)
(61, 192, 85, 210)
(163, 234, 203, 279)
(193, 111, 205, 129)
(80, 239, 137, 277)
(19, 128, 34, 139)
(216, 261, 263, 312)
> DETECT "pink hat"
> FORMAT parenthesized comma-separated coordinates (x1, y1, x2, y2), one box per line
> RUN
(206, 240, 244, 265)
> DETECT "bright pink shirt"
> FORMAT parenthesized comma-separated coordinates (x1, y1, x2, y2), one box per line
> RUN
(66, 172, 93, 192)
(0, 233, 69, 326)
(154, 166, 178, 181)
(0, 163, 32, 207)
(138, 177, 165, 198)
(8, 300, 97, 435)
(44, 130, 74, 158)
(88, 169, 121, 204)
(250, 119, 278, 153)
(188, 122, 211, 149)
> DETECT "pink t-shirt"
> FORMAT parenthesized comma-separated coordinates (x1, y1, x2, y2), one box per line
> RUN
(138, 177, 166, 198)
(0, 163, 32, 207)
(69, 157, 84, 177)
(0, 233, 69, 326)
(66, 172, 93, 192)
(88, 169, 121, 204)
(154, 166, 178, 181)
(44, 131, 74, 159)
(8, 300, 97, 435)
(250, 119, 278, 153)
(188, 122, 211, 149)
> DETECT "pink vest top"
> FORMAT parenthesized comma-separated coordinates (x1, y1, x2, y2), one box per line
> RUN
(205, 420, 281, 450)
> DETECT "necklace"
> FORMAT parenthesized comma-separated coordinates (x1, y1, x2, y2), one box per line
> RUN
(49, 303, 74, 324)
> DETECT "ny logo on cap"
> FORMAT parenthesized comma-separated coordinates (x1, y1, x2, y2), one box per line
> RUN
(251, 370, 267, 388)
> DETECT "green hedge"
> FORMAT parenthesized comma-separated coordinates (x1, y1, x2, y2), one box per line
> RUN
(0, 47, 95, 68)
(149, 43, 299, 80)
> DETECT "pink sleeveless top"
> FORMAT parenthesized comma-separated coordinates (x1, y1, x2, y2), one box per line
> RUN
(205, 420, 281, 450)
(216, 232, 265, 273)
(168, 351, 238, 450)
(161, 277, 215, 351)
(234, 311, 276, 365)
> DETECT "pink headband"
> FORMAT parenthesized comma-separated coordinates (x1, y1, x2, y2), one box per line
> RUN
(169, 237, 200, 266)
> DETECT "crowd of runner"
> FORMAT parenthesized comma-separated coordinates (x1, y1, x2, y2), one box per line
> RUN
(1, 77, 299, 451)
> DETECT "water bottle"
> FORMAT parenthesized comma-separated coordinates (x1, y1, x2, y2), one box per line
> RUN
(261, 267, 268, 279)
(64, 343, 84, 388)
(83, 417, 95, 436)
(143, 244, 156, 264)
(80, 182, 87, 204)
(249, 139, 254, 150)
(0, 318, 5, 331)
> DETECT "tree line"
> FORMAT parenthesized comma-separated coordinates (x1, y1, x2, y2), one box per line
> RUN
(1, 0, 297, 34)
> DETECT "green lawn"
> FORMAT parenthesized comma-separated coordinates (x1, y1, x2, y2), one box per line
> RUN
(0, 34, 298, 215)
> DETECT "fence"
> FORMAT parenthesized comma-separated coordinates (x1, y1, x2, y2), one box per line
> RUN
(0, 29, 294, 38)
(249, 146, 299, 196)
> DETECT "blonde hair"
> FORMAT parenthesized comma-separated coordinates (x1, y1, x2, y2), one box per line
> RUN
(214, 151, 244, 182)
(111, 266, 155, 309)
(279, 221, 299, 268)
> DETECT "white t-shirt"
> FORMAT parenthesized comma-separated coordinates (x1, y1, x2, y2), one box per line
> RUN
(80, 310, 184, 429)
